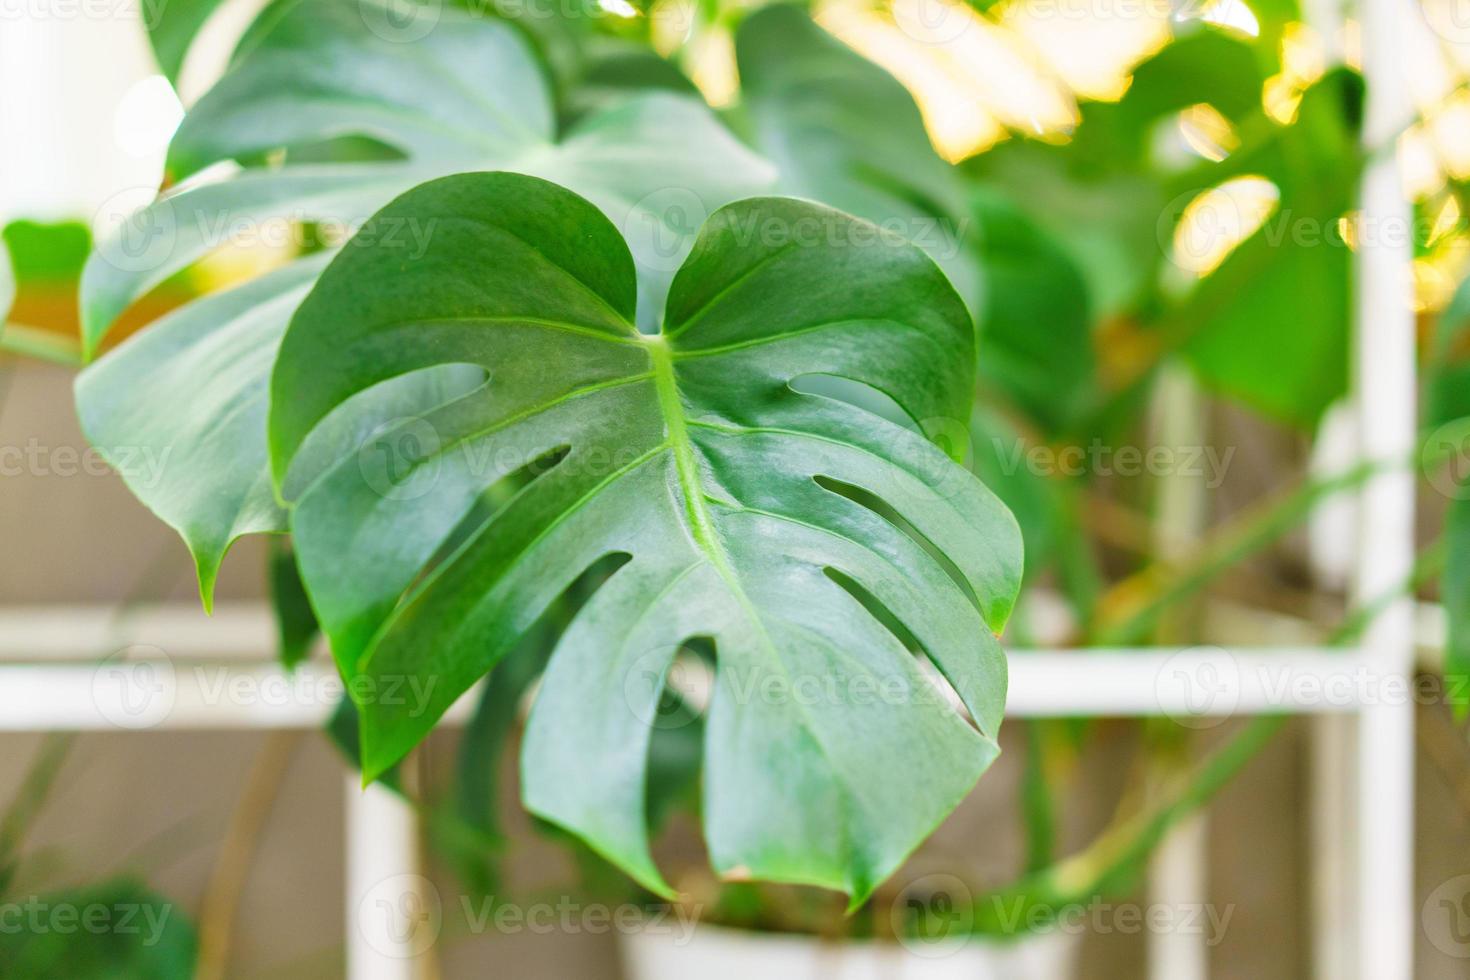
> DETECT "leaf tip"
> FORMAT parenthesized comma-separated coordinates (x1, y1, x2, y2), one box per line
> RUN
(195, 560, 219, 616)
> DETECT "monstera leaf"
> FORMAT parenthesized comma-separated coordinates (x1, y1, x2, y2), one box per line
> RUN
(140, 0, 229, 84)
(1176, 70, 1363, 427)
(269, 173, 1021, 901)
(76, 0, 773, 601)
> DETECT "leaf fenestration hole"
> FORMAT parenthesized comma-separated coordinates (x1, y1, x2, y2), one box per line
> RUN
(641, 637, 710, 837)
(822, 567, 922, 653)
(789, 373, 917, 429)
(281, 134, 408, 165)
(420, 442, 572, 579)
(812, 474, 980, 615)
(821, 567, 972, 727)
(507, 548, 635, 699)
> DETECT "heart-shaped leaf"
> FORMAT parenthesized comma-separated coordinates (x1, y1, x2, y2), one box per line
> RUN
(77, 0, 773, 603)
(269, 172, 1021, 902)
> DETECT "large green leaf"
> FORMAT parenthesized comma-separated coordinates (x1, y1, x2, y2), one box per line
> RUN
(1064, 27, 1266, 173)
(268, 172, 1021, 903)
(141, 0, 230, 84)
(1429, 280, 1470, 708)
(77, 256, 326, 600)
(77, 0, 773, 603)
(1446, 498, 1470, 714)
(970, 189, 1094, 433)
(269, 537, 319, 669)
(1177, 70, 1363, 426)
(2, 220, 90, 291)
(962, 28, 1266, 320)
(0, 879, 195, 979)
(969, 406, 1063, 578)
(1427, 272, 1470, 427)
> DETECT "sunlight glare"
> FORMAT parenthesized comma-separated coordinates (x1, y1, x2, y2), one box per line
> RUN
(1172, 176, 1280, 276)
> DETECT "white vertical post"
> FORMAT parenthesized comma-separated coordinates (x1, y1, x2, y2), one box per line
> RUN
(1147, 365, 1210, 980)
(1149, 816, 1210, 980)
(346, 777, 432, 980)
(1310, 712, 1359, 979)
(1300, 3, 1360, 976)
(1352, 0, 1417, 975)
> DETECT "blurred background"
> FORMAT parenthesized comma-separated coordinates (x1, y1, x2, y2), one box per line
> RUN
(3, 0, 1470, 976)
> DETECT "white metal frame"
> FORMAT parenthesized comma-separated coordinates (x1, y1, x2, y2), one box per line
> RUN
(0, 613, 1435, 978)
(0, 0, 1420, 976)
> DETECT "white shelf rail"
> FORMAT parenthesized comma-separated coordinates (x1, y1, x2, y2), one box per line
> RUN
(0, 587, 1433, 980)
(0, 640, 1437, 733)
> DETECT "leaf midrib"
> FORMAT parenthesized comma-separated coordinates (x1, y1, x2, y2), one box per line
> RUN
(649, 335, 856, 876)
(649, 336, 732, 576)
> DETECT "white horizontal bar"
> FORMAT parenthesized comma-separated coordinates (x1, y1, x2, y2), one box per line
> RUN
(0, 600, 1448, 666)
(1006, 648, 1386, 717)
(0, 603, 283, 661)
(0, 646, 1420, 732)
(0, 662, 343, 730)
(0, 602, 1446, 678)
